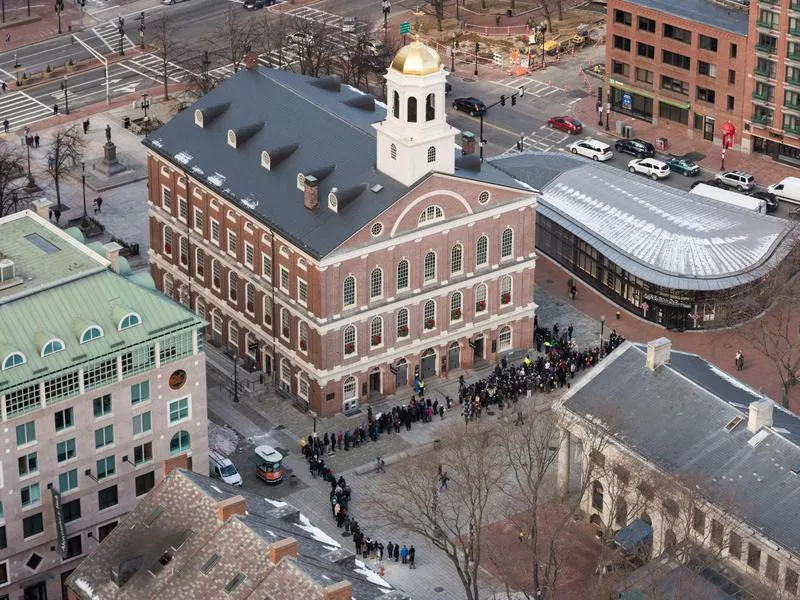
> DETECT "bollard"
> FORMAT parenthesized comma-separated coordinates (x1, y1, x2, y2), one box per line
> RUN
(616, 311, 621, 320)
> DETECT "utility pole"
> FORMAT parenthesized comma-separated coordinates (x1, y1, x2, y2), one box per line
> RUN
(60, 76, 69, 114)
(118, 16, 125, 56)
(81, 161, 88, 228)
(138, 11, 145, 49)
(474, 41, 479, 76)
(140, 92, 150, 138)
(478, 86, 525, 161)
(451, 33, 458, 73)
(55, 0, 64, 34)
(382, 0, 391, 44)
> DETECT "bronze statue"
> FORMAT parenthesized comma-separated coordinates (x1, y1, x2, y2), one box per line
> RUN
(105, 124, 111, 143)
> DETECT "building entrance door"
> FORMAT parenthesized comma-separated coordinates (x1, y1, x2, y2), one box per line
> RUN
(24, 581, 47, 600)
(703, 117, 715, 142)
(369, 369, 381, 397)
(395, 359, 408, 388)
(420, 349, 437, 379)
(472, 334, 485, 364)
(448, 342, 460, 371)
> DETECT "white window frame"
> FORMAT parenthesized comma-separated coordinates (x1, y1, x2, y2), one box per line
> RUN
(163, 226, 173, 257)
(343, 376, 357, 401)
(476, 235, 489, 267)
(501, 228, 514, 260)
(245, 283, 256, 315)
(370, 317, 383, 348)
(369, 268, 383, 300)
(227, 230, 237, 257)
(161, 185, 171, 211)
(279, 266, 290, 294)
(343, 276, 356, 309)
(298, 321, 309, 353)
(178, 196, 187, 222)
(396, 260, 410, 292)
(297, 277, 308, 306)
(450, 243, 463, 275)
(194, 207, 204, 232)
(423, 299, 436, 330)
(280, 308, 291, 340)
(343, 325, 357, 356)
(475, 283, 488, 313)
(228, 271, 238, 302)
(500, 275, 513, 305)
(499, 325, 512, 351)
(262, 254, 272, 281)
(244, 242, 254, 268)
(396, 308, 409, 338)
(450, 292, 463, 321)
(418, 205, 444, 226)
(212, 260, 221, 290)
(423, 251, 437, 283)
(210, 218, 220, 245)
(168, 397, 191, 425)
(195, 248, 205, 279)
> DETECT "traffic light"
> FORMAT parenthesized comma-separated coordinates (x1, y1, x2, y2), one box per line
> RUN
(500, 95, 506, 106)
(511, 94, 516, 106)
(475, 42, 480, 53)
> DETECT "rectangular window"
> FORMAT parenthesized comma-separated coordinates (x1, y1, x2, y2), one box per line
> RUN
(660, 75, 689, 96)
(279, 267, 289, 292)
(662, 50, 690, 70)
(134, 442, 153, 465)
(698, 34, 717, 52)
(786, 568, 799, 595)
(56, 439, 76, 463)
(132, 411, 152, 436)
(22, 512, 44, 538)
(44, 371, 80, 403)
(131, 381, 150, 405)
(614, 9, 631, 25)
(613, 35, 631, 52)
(227, 231, 237, 255)
(0, 561, 7, 584)
(20, 483, 40, 508)
(635, 67, 653, 84)
(94, 425, 114, 449)
(611, 60, 629, 77)
(83, 359, 117, 391)
(161, 186, 171, 210)
(65, 534, 83, 559)
(63, 498, 81, 523)
(244, 242, 254, 267)
(697, 61, 716, 78)
(0, 526, 6, 550)
(135, 471, 156, 496)
(194, 207, 203, 232)
(766, 555, 779, 582)
(758, 9, 778, 28)
(298, 279, 308, 305)
(168, 397, 190, 424)
(730, 42, 737, 58)
(663, 23, 691, 44)
(637, 42, 655, 59)
(178, 197, 187, 220)
(16, 421, 35, 446)
(262, 254, 272, 280)
(98, 485, 119, 510)
(58, 468, 78, 493)
(729, 531, 742, 559)
(728, 69, 736, 84)
(96, 456, 116, 480)
(637, 16, 655, 32)
(659, 102, 689, 125)
(696, 87, 716, 104)
(210, 219, 220, 245)
(93, 394, 112, 418)
(710, 519, 724, 548)
(18, 451, 38, 477)
(54, 407, 74, 432)
(747, 543, 761, 570)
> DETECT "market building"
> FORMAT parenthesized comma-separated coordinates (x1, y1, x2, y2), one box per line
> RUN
(490, 153, 797, 329)
(0, 207, 208, 600)
(144, 44, 537, 417)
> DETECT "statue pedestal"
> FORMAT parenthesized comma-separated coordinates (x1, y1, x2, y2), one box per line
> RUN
(93, 141, 126, 176)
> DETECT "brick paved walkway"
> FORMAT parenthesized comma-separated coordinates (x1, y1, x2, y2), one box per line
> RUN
(0, 2, 86, 50)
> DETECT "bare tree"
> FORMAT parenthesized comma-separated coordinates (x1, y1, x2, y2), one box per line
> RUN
(292, 19, 335, 78)
(0, 143, 27, 217)
(367, 421, 505, 600)
(150, 13, 185, 100)
(258, 10, 290, 70)
(217, 8, 259, 74)
(183, 51, 223, 99)
(47, 125, 85, 217)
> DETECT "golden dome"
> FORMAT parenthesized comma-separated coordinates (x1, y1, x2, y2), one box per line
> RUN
(391, 40, 442, 76)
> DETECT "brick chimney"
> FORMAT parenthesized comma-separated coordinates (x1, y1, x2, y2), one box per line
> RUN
(303, 175, 319, 210)
(645, 337, 671, 371)
(269, 537, 298, 564)
(461, 131, 476, 155)
(216, 495, 247, 522)
(32, 198, 53, 220)
(103, 241, 123, 274)
(748, 399, 774, 434)
(244, 53, 259, 70)
(163, 454, 189, 476)
(323, 581, 353, 600)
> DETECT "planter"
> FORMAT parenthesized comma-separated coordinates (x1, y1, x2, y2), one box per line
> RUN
(476, 300, 486, 311)
(398, 326, 409, 337)
(282, 329, 290, 338)
(344, 343, 355, 354)
(300, 340, 307, 351)
(372, 335, 381, 345)
(425, 319, 435, 330)
(501, 293, 511, 305)
(164, 243, 171, 254)
(451, 309, 462, 320)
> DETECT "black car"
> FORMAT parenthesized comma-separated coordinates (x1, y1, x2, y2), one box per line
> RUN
(452, 97, 486, 116)
(244, 0, 264, 8)
(614, 138, 655, 159)
(750, 190, 779, 213)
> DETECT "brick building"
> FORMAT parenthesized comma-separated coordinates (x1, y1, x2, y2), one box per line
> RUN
(144, 43, 537, 417)
(605, 0, 748, 148)
(0, 207, 207, 600)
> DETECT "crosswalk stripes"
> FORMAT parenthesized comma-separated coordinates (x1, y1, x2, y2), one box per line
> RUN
(502, 125, 570, 155)
(92, 21, 135, 54)
(284, 6, 361, 46)
(125, 53, 190, 83)
(0, 91, 54, 132)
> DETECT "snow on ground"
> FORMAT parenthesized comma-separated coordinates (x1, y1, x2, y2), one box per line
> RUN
(295, 514, 341, 549)
(264, 498, 287, 508)
(208, 421, 240, 455)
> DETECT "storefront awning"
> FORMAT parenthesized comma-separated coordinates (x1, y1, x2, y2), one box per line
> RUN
(608, 78, 654, 99)
(614, 519, 653, 554)
(658, 97, 691, 110)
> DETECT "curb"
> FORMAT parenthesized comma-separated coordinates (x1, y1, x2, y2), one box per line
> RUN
(352, 440, 438, 476)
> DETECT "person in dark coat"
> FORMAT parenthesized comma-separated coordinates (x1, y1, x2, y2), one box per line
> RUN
(387, 541, 394, 560)
(408, 545, 416, 568)
(393, 544, 400, 562)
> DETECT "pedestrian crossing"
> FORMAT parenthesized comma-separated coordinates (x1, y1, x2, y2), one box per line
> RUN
(123, 53, 191, 83)
(92, 21, 136, 54)
(0, 90, 53, 133)
(501, 124, 571, 155)
(493, 75, 567, 98)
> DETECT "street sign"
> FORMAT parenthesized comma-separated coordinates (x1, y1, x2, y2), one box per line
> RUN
(399, 21, 410, 35)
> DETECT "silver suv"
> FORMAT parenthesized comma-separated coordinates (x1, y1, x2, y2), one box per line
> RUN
(714, 170, 755, 191)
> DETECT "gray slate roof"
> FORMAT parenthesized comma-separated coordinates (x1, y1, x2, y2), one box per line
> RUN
(560, 343, 800, 557)
(490, 152, 794, 290)
(620, 0, 749, 36)
(145, 68, 524, 259)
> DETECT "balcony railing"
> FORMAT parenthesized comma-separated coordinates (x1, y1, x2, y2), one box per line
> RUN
(784, 124, 800, 135)
(751, 113, 772, 125)
(788, 52, 800, 62)
(752, 90, 773, 102)
(755, 43, 778, 54)
(787, 76, 800, 87)
(790, 27, 800, 37)
(757, 19, 779, 29)
(753, 66, 776, 78)
(784, 100, 800, 111)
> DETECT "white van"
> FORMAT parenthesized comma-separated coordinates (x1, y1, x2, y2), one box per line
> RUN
(690, 183, 766, 213)
(209, 449, 242, 486)
(767, 177, 800, 205)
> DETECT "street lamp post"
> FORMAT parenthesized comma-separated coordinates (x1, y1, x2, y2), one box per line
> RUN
(539, 21, 546, 69)
(60, 76, 69, 114)
(140, 92, 151, 138)
(474, 41, 479, 76)
(13, 53, 20, 86)
(600, 315, 606, 354)
(382, 0, 391, 43)
(23, 129, 37, 191)
(118, 16, 125, 56)
(232, 353, 240, 403)
(80, 161, 89, 228)
(605, 101, 610, 130)
(55, 0, 63, 34)
(451, 33, 458, 73)
(138, 11, 145, 49)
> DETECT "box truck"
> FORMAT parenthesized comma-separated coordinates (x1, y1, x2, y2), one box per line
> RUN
(689, 183, 766, 213)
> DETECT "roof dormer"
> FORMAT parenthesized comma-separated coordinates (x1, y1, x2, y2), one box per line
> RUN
(194, 102, 231, 128)
(227, 122, 265, 149)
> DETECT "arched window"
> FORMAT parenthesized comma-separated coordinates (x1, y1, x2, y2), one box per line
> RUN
(245, 332, 257, 360)
(299, 321, 309, 352)
(211, 310, 223, 334)
(397, 308, 409, 338)
(281, 308, 291, 339)
(407, 96, 417, 122)
(450, 292, 462, 321)
(591, 481, 604, 512)
(80, 326, 103, 343)
(179, 236, 189, 266)
(212, 260, 221, 289)
(280, 358, 291, 386)
(425, 93, 435, 121)
(119, 313, 141, 330)
(196, 248, 205, 278)
(228, 271, 238, 302)
(245, 283, 255, 314)
(164, 226, 173, 255)
(396, 259, 409, 291)
(343, 376, 357, 401)
(423, 251, 436, 282)
(499, 325, 512, 350)
(427, 146, 436, 163)
(196, 297, 206, 320)
(475, 283, 488, 312)
(262, 296, 272, 325)
(392, 91, 400, 118)
(41, 338, 63, 357)
(390, 143, 397, 160)
(501, 228, 514, 259)
(343, 276, 356, 308)
(164, 273, 174, 298)
(343, 325, 356, 356)
(370, 317, 383, 347)
(500, 275, 512, 305)
(229, 321, 239, 351)
(169, 430, 191, 455)
(2, 352, 25, 370)
(370, 268, 383, 300)
(423, 299, 436, 330)
(418, 205, 444, 225)
(476, 235, 489, 267)
(450, 243, 463, 275)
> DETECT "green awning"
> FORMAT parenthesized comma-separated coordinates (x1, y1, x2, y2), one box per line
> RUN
(608, 78, 654, 99)
(658, 97, 691, 110)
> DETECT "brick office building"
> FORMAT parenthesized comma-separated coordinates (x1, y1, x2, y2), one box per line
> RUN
(605, 0, 748, 147)
(144, 43, 537, 417)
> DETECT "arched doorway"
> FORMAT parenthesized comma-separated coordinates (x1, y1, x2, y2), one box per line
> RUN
(448, 342, 460, 371)
(369, 367, 381, 398)
(472, 334, 485, 364)
(420, 348, 437, 379)
(395, 359, 408, 388)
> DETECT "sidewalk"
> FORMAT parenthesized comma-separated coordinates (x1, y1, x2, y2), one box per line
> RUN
(0, 2, 88, 51)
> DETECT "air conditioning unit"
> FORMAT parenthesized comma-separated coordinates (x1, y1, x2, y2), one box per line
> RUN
(0, 259, 15, 282)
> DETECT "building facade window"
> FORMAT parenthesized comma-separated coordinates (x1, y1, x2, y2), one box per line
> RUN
(94, 425, 114, 449)
(370, 317, 383, 347)
(96, 456, 115, 480)
(427, 146, 436, 163)
(168, 397, 189, 424)
(343, 276, 356, 308)
(343, 325, 356, 356)
(343, 376, 357, 401)
(370, 268, 383, 300)
(196, 248, 205, 278)
(450, 244, 463, 275)
(418, 205, 444, 225)
(170, 431, 191, 455)
(500, 275, 512, 305)
(475, 283, 488, 312)
(246, 283, 255, 314)
(228, 271, 238, 302)
(281, 309, 291, 339)
(298, 321, 309, 353)
(423, 299, 436, 330)
(164, 226, 173, 255)
(396, 308, 409, 338)
(396, 260, 409, 291)
(22, 513, 44, 538)
(501, 228, 513, 258)
(450, 292, 462, 321)
(476, 235, 488, 267)
(423, 251, 437, 282)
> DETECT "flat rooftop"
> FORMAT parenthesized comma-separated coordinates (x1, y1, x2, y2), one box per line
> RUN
(619, 0, 749, 36)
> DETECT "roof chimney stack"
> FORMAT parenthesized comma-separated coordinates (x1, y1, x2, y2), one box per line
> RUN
(244, 52, 259, 70)
(461, 131, 476, 155)
(747, 398, 774, 434)
(104, 242, 123, 274)
(645, 337, 671, 371)
(32, 198, 53, 220)
(216, 495, 247, 522)
(323, 581, 354, 600)
(269, 537, 298, 564)
(304, 175, 319, 210)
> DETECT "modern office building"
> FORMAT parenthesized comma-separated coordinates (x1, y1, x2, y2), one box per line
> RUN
(0, 206, 208, 600)
(144, 43, 537, 417)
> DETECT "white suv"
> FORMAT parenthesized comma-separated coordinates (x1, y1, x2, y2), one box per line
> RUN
(567, 138, 613, 161)
(628, 158, 670, 180)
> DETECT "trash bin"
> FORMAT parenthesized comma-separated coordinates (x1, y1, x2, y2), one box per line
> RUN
(615, 120, 625, 135)
(123, 116, 131, 129)
(655, 136, 668, 151)
(130, 243, 140, 256)
(622, 124, 633, 138)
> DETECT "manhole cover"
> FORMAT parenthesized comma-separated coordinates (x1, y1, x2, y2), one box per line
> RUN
(434, 587, 445, 593)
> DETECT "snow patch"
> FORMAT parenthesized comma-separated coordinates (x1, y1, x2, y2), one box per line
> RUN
(295, 514, 341, 549)
(207, 172, 227, 187)
(150, 138, 163, 148)
(241, 198, 259, 210)
(264, 498, 287, 508)
(709, 365, 763, 397)
(174, 151, 193, 165)
(211, 485, 222, 494)
(208, 421, 240, 456)
(73, 578, 100, 600)
(191, 165, 205, 175)
(354, 559, 392, 588)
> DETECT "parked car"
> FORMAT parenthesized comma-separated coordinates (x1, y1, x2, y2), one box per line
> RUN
(750, 190, 779, 213)
(614, 138, 655, 158)
(628, 158, 670, 180)
(286, 32, 315, 46)
(691, 179, 722, 190)
(547, 115, 583, 134)
(665, 157, 700, 177)
(244, 0, 264, 9)
(342, 16, 356, 32)
(568, 138, 613, 161)
(714, 170, 755, 191)
(361, 40, 384, 56)
(452, 97, 486, 116)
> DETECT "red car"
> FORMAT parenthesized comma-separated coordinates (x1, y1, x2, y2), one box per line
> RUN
(547, 116, 583, 134)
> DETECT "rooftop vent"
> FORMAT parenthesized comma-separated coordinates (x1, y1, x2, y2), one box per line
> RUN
(748, 398, 773, 434)
(0, 258, 16, 283)
(227, 121, 265, 149)
(310, 75, 341, 92)
(343, 94, 376, 112)
(455, 154, 482, 172)
(370, 184, 384, 193)
(145, 505, 165, 527)
(645, 337, 671, 371)
(724, 415, 744, 432)
(194, 102, 231, 128)
(261, 144, 299, 171)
